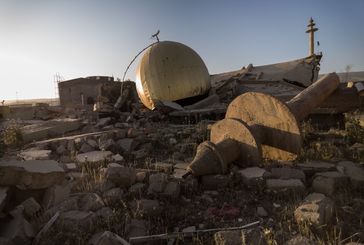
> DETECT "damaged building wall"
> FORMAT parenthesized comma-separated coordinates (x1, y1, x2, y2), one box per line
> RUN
(58, 76, 115, 110)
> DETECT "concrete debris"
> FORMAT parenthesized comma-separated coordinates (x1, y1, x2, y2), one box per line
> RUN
(0, 160, 65, 189)
(266, 179, 305, 192)
(18, 149, 52, 161)
(76, 151, 113, 164)
(238, 167, 266, 186)
(88, 231, 130, 245)
(337, 161, 364, 189)
(21, 118, 81, 143)
(312, 171, 349, 195)
(269, 168, 306, 182)
(42, 181, 72, 209)
(294, 193, 334, 227)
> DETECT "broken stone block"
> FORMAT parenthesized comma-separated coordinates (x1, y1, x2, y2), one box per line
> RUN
(125, 219, 147, 238)
(76, 151, 113, 164)
(0, 187, 9, 213)
(148, 173, 168, 194)
(312, 171, 349, 196)
(133, 199, 161, 216)
(42, 181, 71, 209)
(337, 161, 364, 189)
(297, 161, 336, 175)
(163, 181, 181, 198)
(95, 117, 112, 128)
(0, 160, 65, 189)
(201, 174, 231, 190)
(79, 143, 94, 153)
(18, 149, 51, 161)
(103, 188, 124, 204)
(270, 168, 305, 182)
(238, 167, 266, 186)
(0, 212, 35, 245)
(154, 162, 173, 173)
(105, 164, 136, 188)
(88, 231, 129, 245)
(58, 210, 96, 229)
(294, 193, 334, 227)
(112, 154, 124, 163)
(79, 193, 105, 212)
(20, 197, 41, 219)
(117, 138, 137, 153)
(266, 179, 305, 192)
(214, 230, 245, 245)
(21, 118, 81, 143)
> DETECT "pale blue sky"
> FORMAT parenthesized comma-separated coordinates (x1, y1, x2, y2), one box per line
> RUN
(1, 0, 363, 100)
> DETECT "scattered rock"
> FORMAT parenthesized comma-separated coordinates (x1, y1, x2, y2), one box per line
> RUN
(18, 149, 52, 161)
(117, 138, 137, 153)
(294, 193, 334, 227)
(337, 161, 364, 189)
(129, 183, 146, 194)
(95, 117, 112, 128)
(87, 139, 99, 149)
(163, 181, 181, 198)
(0, 160, 65, 189)
(20, 197, 41, 218)
(154, 162, 173, 173)
(135, 171, 147, 182)
(79, 193, 105, 212)
(270, 168, 305, 182)
(0, 212, 35, 245)
(266, 179, 305, 192)
(58, 210, 95, 229)
(42, 181, 72, 209)
(285, 235, 316, 245)
(76, 151, 113, 164)
(312, 171, 349, 196)
(257, 206, 268, 217)
(239, 167, 266, 186)
(214, 230, 245, 245)
(56, 144, 68, 155)
(79, 143, 94, 153)
(148, 173, 168, 194)
(105, 164, 136, 188)
(112, 154, 125, 163)
(99, 139, 116, 152)
(88, 231, 129, 245)
(133, 199, 161, 216)
(297, 161, 336, 175)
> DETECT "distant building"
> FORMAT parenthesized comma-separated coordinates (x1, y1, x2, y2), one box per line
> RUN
(58, 76, 116, 109)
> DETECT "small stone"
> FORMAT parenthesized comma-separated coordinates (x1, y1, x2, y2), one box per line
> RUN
(95, 207, 114, 221)
(20, 197, 41, 219)
(56, 144, 68, 155)
(135, 171, 147, 182)
(87, 139, 98, 149)
(257, 206, 268, 217)
(76, 151, 113, 164)
(79, 193, 105, 212)
(294, 193, 334, 227)
(312, 171, 349, 195)
(148, 173, 168, 194)
(88, 231, 129, 245)
(105, 164, 136, 188)
(214, 230, 245, 245)
(129, 183, 145, 194)
(297, 161, 336, 175)
(266, 179, 305, 192)
(58, 210, 95, 229)
(169, 138, 177, 145)
(65, 163, 77, 171)
(0, 212, 35, 244)
(18, 149, 51, 160)
(96, 117, 112, 128)
(201, 174, 231, 190)
(239, 167, 266, 186)
(117, 138, 137, 153)
(99, 139, 116, 152)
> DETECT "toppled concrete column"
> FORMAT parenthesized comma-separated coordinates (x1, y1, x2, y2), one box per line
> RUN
(0, 160, 65, 189)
